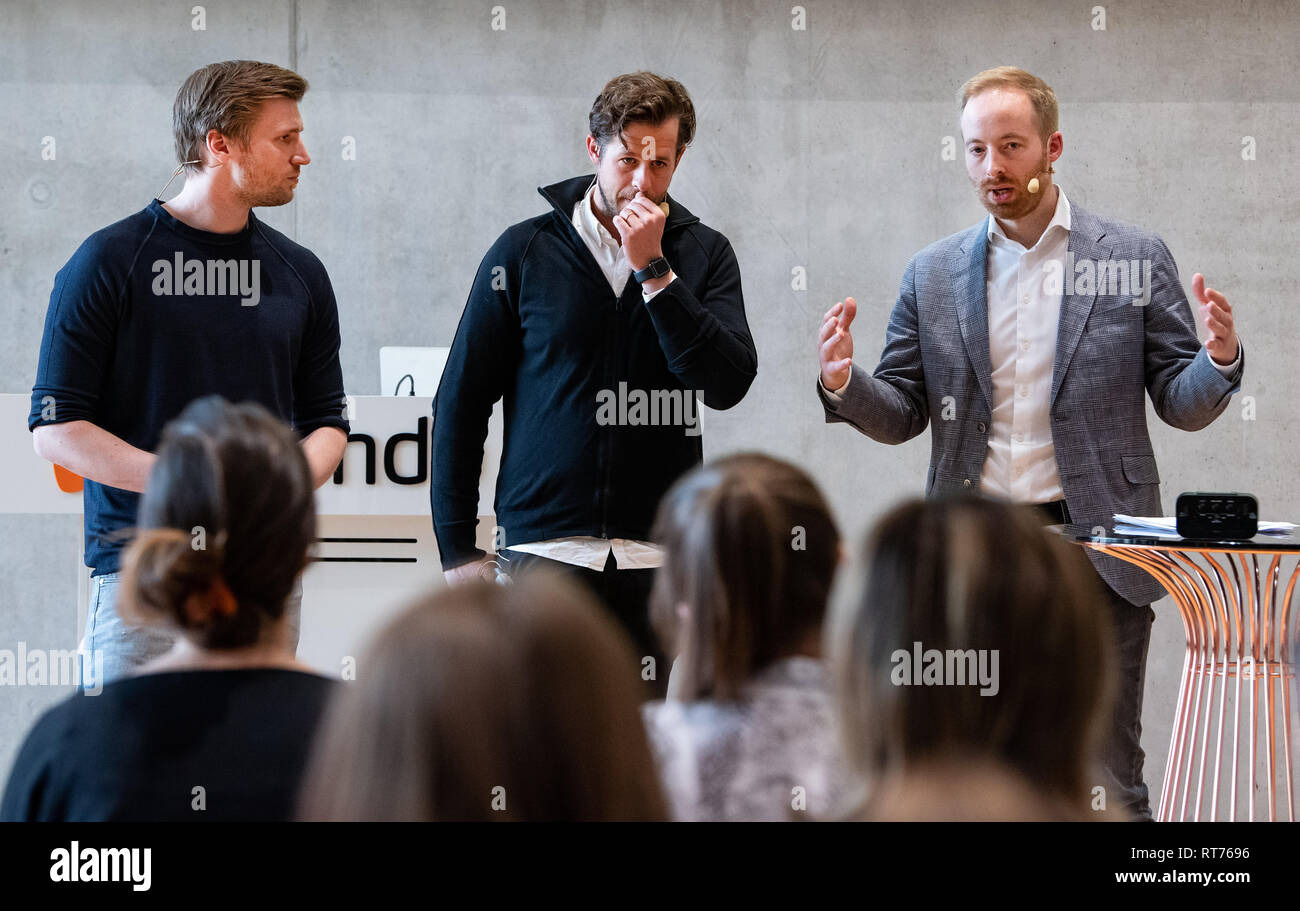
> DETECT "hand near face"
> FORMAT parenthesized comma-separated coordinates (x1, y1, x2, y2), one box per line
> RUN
(819, 297, 857, 390)
(1192, 273, 1239, 366)
(612, 191, 666, 271)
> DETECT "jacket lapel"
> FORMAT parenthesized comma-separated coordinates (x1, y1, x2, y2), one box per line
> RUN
(1052, 205, 1107, 406)
(957, 224, 994, 415)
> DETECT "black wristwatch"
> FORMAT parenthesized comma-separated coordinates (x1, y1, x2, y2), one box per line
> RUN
(633, 257, 671, 283)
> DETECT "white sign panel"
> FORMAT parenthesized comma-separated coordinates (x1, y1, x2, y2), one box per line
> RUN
(2, 393, 503, 522)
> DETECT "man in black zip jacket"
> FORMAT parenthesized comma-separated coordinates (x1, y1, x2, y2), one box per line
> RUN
(432, 72, 756, 686)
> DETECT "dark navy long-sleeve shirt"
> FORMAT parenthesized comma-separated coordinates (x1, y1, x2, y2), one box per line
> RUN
(29, 200, 349, 575)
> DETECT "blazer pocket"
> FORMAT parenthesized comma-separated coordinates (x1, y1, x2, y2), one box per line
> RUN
(1121, 454, 1161, 485)
(1091, 294, 1146, 316)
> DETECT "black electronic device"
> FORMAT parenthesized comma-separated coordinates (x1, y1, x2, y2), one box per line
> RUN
(1175, 492, 1258, 540)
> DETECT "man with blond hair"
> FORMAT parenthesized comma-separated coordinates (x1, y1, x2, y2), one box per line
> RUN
(29, 60, 349, 683)
(817, 66, 1243, 819)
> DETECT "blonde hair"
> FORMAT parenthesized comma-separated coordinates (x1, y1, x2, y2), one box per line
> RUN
(174, 60, 308, 173)
(960, 66, 1059, 141)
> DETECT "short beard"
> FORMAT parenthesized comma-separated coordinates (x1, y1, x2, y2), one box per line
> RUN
(595, 178, 619, 220)
(235, 183, 294, 208)
(232, 158, 295, 209)
(976, 154, 1051, 219)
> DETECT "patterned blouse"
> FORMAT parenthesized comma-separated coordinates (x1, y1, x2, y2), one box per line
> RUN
(642, 656, 852, 822)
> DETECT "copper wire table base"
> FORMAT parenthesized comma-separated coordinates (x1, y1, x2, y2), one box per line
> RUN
(1084, 542, 1297, 821)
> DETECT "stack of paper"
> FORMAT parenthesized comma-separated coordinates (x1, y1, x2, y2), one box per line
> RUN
(1112, 515, 1298, 539)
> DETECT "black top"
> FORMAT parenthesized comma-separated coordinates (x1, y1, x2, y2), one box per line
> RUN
(28, 200, 350, 576)
(1, 668, 336, 822)
(431, 175, 757, 569)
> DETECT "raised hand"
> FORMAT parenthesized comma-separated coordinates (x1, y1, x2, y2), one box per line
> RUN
(819, 297, 858, 391)
(613, 190, 667, 272)
(1192, 273, 1238, 366)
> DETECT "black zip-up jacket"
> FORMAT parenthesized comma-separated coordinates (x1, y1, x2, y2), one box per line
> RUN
(432, 175, 757, 570)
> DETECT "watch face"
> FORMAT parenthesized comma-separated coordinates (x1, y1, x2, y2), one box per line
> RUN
(639, 258, 669, 279)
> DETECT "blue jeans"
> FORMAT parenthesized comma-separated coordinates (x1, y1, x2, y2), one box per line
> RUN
(81, 571, 303, 687)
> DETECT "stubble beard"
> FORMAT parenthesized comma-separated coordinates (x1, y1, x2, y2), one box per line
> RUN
(234, 158, 295, 209)
(976, 153, 1051, 220)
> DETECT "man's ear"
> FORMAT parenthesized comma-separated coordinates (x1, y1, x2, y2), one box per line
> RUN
(205, 129, 234, 168)
(1047, 130, 1063, 164)
(585, 134, 602, 168)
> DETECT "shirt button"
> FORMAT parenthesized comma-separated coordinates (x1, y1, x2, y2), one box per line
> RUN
(1014, 432, 1024, 442)
(1021, 296, 1030, 305)
(1017, 385, 1028, 397)
(963, 479, 972, 488)
(1020, 339, 1031, 351)
(977, 422, 987, 433)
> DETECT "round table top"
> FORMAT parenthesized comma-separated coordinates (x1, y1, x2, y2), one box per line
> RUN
(1058, 523, 1300, 553)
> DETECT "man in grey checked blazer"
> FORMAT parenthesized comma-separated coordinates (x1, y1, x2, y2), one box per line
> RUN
(817, 68, 1242, 820)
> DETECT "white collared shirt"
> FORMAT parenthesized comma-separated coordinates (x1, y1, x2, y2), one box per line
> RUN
(504, 184, 668, 571)
(571, 182, 672, 303)
(979, 187, 1073, 501)
(508, 536, 663, 571)
(574, 180, 634, 297)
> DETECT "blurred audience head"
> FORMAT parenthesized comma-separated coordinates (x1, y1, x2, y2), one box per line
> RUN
(649, 452, 841, 701)
(833, 495, 1115, 819)
(119, 396, 314, 650)
(866, 759, 1082, 821)
(297, 572, 668, 821)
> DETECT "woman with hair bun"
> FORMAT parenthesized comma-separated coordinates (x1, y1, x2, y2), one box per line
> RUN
(1, 397, 334, 821)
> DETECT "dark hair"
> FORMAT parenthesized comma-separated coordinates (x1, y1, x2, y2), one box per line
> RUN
(833, 495, 1114, 811)
(649, 453, 840, 701)
(297, 573, 668, 821)
(174, 60, 308, 172)
(119, 396, 315, 649)
(588, 71, 696, 158)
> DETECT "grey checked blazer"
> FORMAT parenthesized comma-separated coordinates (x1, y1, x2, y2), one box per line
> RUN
(819, 202, 1244, 606)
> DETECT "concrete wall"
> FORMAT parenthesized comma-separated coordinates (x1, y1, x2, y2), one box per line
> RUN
(3, 0, 1297, 815)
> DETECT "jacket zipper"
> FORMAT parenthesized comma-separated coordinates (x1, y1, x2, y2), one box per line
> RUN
(601, 288, 620, 539)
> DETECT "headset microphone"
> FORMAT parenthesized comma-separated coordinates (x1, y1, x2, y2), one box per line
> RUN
(1026, 165, 1055, 195)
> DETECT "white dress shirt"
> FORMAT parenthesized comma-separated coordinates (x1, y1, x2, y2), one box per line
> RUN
(823, 186, 1240, 506)
(506, 183, 671, 571)
(980, 187, 1073, 501)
